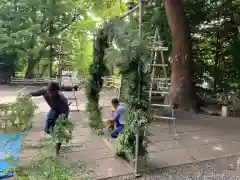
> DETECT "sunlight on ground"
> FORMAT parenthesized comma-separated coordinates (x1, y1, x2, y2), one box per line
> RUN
(212, 145, 222, 151)
(192, 136, 200, 140)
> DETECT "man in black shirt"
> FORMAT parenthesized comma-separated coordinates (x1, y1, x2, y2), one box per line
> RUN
(29, 82, 69, 134)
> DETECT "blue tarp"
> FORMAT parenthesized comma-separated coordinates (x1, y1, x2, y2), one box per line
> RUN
(0, 133, 23, 178)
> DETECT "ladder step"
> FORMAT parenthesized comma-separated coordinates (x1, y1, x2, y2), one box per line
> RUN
(150, 47, 168, 51)
(69, 103, 77, 105)
(56, 74, 72, 77)
(151, 104, 171, 107)
(157, 82, 171, 85)
(153, 78, 170, 81)
(149, 64, 168, 67)
(70, 109, 80, 112)
(150, 82, 171, 86)
(154, 116, 176, 120)
(156, 86, 169, 89)
(151, 91, 169, 95)
(67, 98, 77, 100)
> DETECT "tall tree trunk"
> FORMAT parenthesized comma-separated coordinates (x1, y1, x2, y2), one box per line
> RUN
(25, 36, 36, 78)
(164, 0, 196, 110)
(25, 56, 36, 78)
(49, 42, 53, 77)
(213, 31, 220, 93)
(39, 64, 49, 77)
(25, 7, 37, 79)
(49, 0, 55, 78)
(49, 21, 54, 78)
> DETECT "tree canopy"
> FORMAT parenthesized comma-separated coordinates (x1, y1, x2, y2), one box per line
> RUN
(0, 0, 239, 108)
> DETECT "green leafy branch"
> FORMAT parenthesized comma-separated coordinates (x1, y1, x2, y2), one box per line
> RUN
(85, 27, 109, 134)
(0, 94, 38, 133)
(51, 115, 74, 143)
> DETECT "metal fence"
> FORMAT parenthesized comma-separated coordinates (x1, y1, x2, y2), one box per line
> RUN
(9, 76, 120, 88)
(10, 77, 59, 85)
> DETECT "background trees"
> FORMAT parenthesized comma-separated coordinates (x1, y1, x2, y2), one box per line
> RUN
(0, 0, 239, 110)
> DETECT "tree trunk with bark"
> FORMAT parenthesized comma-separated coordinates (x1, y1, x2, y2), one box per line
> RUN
(25, 56, 36, 78)
(48, 0, 55, 78)
(25, 35, 36, 78)
(164, 0, 196, 110)
(25, 51, 44, 78)
(25, 8, 38, 79)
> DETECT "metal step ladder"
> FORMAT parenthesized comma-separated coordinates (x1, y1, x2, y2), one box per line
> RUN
(57, 70, 79, 112)
(117, 75, 124, 101)
(149, 28, 177, 136)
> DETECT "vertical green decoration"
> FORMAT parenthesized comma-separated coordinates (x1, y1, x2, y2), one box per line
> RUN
(86, 18, 151, 161)
(85, 28, 109, 134)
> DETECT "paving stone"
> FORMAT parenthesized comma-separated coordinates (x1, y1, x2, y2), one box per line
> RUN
(61, 147, 115, 163)
(148, 148, 196, 168)
(60, 143, 88, 152)
(19, 148, 41, 158)
(187, 141, 240, 161)
(72, 127, 91, 136)
(148, 140, 181, 152)
(60, 151, 96, 164)
(177, 130, 227, 139)
(70, 135, 89, 144)
(176, 136, 222, 147)
(148, 133, 175, 142)
(85, 138, 109, 150)
(217, 134, 240, 142)
(93, 157, 133, 178)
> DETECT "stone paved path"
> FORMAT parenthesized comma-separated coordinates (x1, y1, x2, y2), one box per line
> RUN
(146, 113, 240, 170)
(15, 88, 240, 179)
(19, 95, 133, 179)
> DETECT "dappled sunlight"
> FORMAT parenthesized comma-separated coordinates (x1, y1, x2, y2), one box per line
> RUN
(192, 136, 200, 140)
(212, 145, 223, 151)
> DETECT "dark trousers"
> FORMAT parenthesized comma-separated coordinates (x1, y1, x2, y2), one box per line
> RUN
(44, 109, 59, 134)
(110, 119, 124, 138)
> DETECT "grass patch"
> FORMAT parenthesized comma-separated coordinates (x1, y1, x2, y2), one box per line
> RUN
(15, 156, 93, 180)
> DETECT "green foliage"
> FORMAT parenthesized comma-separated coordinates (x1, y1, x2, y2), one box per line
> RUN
(15, 156, 91, 180)
(142, 0, 240, 106)
(85, 99, 104, 135)
(7, 94, 38, 131)
(0, 52, 17, 82)
(85, 18, 152, 159)
(217, 91, 240, 107)
(14, 137, 92, 180)
(188, 0, 240, 93)
(0, 94, 37, 132)
(0, 0, 128, 78)
(15, 158, 73, 180)
(0, 0, 89, 77)
(85, 27, 109, 134)
(111, 44, 150, 160)
(0, 91, 90, 179)
(51, 115, 74, 143)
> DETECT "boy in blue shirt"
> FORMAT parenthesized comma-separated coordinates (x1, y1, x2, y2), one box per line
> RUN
(108, 98, 125, 138)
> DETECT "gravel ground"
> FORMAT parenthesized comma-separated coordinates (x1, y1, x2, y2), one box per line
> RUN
(102, 157, 240, 180)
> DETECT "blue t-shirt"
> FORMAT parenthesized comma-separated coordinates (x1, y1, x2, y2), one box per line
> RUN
(113, 104, 125, 125)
